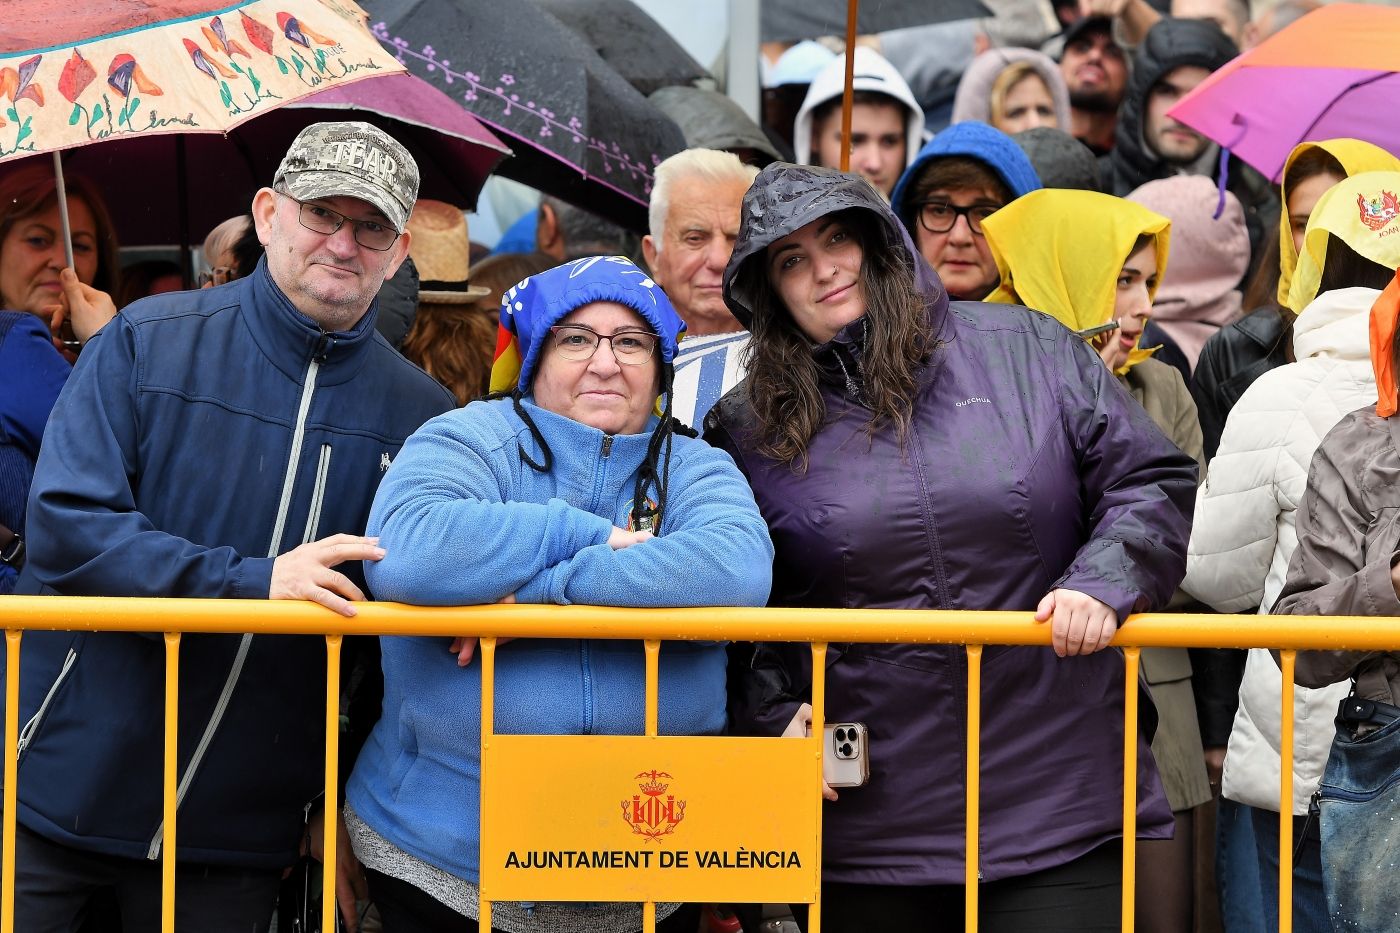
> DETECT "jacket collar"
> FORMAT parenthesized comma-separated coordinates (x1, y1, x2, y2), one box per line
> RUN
(517, 397, 658, 478)
(1291, 287, 1381, 363)
(242, 256, 381, 384)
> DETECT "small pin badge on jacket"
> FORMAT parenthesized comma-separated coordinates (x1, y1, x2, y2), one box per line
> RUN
(380, 452, 392, 472)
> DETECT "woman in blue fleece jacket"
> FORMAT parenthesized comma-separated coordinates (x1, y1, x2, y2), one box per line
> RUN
(344, 256, 774, 933)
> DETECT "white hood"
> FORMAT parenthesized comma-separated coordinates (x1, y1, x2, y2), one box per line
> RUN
(792, 46, 925, 170)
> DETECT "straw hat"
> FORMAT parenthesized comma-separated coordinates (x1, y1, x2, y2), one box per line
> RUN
(405, 200, 490, 302)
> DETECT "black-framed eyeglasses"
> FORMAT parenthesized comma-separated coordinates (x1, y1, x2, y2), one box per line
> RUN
(548, 324, 659, 364)
(914, 199, 1001, 236)
(274, 190, 400, 251)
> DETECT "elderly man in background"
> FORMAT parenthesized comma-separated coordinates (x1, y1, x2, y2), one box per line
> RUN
(642, 149, 759, 429)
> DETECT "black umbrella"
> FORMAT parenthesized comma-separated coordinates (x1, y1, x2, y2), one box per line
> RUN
(536, 0, 711, 97)
(762, 0, 992, 43)
(365, 0, 686, 232)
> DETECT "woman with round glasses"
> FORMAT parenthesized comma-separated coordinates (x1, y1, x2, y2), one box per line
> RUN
(342, 256, 773, 933)
(889, 121, 1041, 301)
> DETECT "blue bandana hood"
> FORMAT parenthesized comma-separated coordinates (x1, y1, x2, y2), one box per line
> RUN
(491, 255, 687, 394)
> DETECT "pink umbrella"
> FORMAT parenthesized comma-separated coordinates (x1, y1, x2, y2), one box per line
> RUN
(1169, 3, 1400, 183)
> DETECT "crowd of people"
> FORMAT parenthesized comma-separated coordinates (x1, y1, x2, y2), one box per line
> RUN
(4, 1, 1400, 932)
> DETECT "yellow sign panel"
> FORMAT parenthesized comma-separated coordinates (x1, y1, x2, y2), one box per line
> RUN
(480, 734, 819, 903)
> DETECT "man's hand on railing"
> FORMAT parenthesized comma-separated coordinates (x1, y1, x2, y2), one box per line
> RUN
(1035, 588, 1118, 658)
(449, 593, 518, 666)
(270, 534, 385, 617)
(306, 804, 368, 933)
(783, 703, 839, 802)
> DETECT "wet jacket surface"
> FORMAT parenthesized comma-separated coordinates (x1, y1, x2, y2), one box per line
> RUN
(703, 165, 1196, 885)
(10, 261, 454, 867)
(1275, 407, 1400, 707)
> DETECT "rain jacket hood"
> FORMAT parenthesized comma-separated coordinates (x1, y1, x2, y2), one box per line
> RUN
(792, 47, 925, 170)
(1107, 18, 1237, 195)
(951, 47, 1072, 131)
(889, 122, 1043, 236)
(982, 188, 1169, 372)
(1128, 175, 1249, 368)
(1278, 139, 1400, 309)
(723, 163, 947, 332)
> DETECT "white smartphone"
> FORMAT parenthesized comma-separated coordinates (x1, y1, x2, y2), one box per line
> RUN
(822, 722, 869, 788)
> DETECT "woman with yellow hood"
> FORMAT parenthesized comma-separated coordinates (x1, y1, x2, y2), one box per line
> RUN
(983, 188, 1209, 933)
(1195, 139, 1400, 459)
(1185, 171, 1400, 933)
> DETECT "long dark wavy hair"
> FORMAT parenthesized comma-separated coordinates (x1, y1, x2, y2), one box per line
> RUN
(738, 208, 931, 467)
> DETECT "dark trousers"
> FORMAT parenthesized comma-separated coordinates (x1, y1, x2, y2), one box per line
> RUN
(792, 840, 1123, 933)
(9, 823, 283, 933)
(366, 868, 701, 933)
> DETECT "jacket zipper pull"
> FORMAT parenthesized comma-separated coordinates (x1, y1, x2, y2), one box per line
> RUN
(601, 435, 613, 457)
(313, 332, 335, 363)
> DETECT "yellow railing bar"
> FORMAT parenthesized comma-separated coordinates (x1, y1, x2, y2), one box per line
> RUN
(1122, 647, 1140, 933)
(0, 599, 1394, 651)
(2, 630, 19, 933)
(643, 638, 659, 932)
(810, 643, 827, 933)
(479, 636, 496, 932)
(964, 645, 982, 931)
(1279, 650, 1296, 933)
(162, 632, 179, 933)
(322, 635, 342, 933)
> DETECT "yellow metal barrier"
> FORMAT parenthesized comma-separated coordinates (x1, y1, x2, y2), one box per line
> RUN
(0, 597, 1391, 933)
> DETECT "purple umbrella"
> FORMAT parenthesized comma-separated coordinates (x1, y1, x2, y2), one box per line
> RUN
(1168, 3, 1400, 183)
(3, 71, 510, 247)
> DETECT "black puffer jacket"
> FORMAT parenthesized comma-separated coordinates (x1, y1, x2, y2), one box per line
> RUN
(1103, 19, 1278, 265)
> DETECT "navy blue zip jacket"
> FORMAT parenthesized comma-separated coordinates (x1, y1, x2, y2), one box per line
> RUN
(10, 259, 453, 868)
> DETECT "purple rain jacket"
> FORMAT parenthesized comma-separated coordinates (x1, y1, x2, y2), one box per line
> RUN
(702, 164, 1195, 886)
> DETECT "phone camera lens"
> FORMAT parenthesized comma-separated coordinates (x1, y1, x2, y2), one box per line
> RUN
(834, 728, 848, 742)
(839, 743, 853, 757)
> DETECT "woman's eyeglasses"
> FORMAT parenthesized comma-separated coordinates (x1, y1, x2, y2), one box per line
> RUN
(548, 324, 659, 364)
(914, 199, 1001, 236)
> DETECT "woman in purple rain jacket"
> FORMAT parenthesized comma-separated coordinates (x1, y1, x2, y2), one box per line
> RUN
(703, 163, 1196, 932)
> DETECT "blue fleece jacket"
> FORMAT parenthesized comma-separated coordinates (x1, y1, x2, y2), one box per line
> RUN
(346, 396, 773, 882)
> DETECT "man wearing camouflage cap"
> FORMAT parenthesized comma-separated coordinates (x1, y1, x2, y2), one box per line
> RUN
(12, 122, 453, 930)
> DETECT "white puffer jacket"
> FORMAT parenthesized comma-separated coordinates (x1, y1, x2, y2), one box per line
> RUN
(1182, 287, 1379, 813)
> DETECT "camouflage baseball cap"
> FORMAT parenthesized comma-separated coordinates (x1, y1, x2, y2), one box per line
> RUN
(274, 121, 419, 233)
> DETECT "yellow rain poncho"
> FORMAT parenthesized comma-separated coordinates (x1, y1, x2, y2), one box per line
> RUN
(1278, 139, 1400, 312)
(982, 189, 1169, 373)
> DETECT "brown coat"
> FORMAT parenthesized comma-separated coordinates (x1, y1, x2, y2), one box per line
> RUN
(1274, 406, 1400, 705)
(1120, 359, 1213, 811)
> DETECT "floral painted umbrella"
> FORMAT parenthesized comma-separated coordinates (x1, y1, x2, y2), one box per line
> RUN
(0, 0, 404, 161)
(365, 0, 686, 232)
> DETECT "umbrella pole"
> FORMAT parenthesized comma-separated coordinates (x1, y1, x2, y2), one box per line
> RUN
(176, 136, 193, 289)
(839, 0, 859, 174)
(52, 152, 75, 270)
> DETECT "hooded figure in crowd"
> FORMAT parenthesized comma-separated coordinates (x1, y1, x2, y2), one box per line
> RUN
(889, 122, 1041, 302)
(1103, 18, 1278, 265)
(704, 163, 1195, 932)
(1188, 171, 1400, 933)
(983, 188, 1209, 932)
(1191, 139, 1400, 461)
(344, 256, 773, 933)
(1128, 175, 1251, 372)
(951, 47, 1072, 136)
(1268, 171, 1400, 933)
(1012, 126, 1103, 191)
(792, 47, 925, 198)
